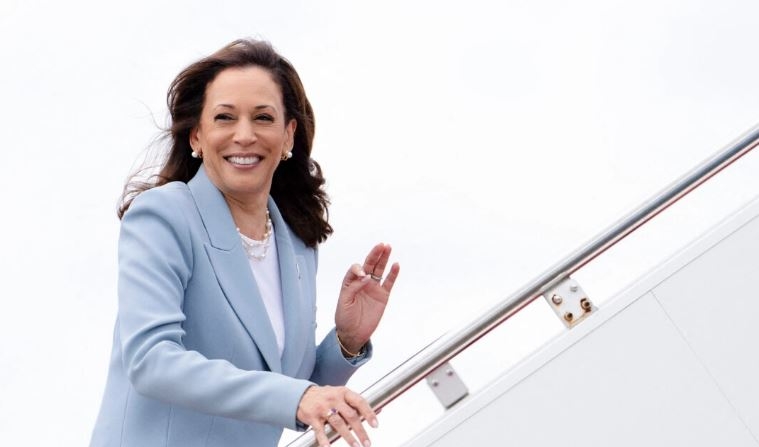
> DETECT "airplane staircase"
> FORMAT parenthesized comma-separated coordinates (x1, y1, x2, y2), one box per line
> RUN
(289, 124, 759, 447)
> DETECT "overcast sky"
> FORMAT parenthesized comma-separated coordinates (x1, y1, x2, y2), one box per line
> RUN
(2, 1, 759, 446)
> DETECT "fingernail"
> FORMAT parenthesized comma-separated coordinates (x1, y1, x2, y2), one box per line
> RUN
(353, 442, 360, 447)
(364, 440, 372, 447)
(370, 418, 379, 428)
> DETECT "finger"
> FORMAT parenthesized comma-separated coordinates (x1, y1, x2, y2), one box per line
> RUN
(326, 411, 360, 447)
(341, 263, 370, 290)
(337, 404, 370, 447)
(381, 262, 400, 293)
(311, 419, 331, 447)
(345, 390, 378, 429)
(343, 263, 366, 282)
(371, 244, 391, 278)
(362, 243, 388, 277)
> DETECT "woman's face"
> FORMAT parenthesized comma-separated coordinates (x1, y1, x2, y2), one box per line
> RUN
(190, 66, 296, 204)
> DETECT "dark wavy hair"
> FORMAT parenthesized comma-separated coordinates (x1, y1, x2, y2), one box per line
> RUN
(118, 38, 332, 247)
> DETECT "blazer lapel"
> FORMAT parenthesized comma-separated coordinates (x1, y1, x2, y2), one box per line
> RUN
(268, 198, 309, 376)
(188, 167, 282, 373)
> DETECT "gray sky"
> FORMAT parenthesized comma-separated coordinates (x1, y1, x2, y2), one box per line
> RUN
(2, 1, 759, 445)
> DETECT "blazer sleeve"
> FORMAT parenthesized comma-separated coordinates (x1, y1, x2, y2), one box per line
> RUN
(306, 246, 373, 386)
(117, 186, 317, 430)
(311, 327, 372, 386)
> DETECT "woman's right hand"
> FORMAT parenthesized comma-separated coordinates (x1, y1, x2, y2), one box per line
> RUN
(297, 385, 378, 447)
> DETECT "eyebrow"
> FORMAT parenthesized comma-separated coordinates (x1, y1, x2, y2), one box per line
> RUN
(214, 103, 276, 111)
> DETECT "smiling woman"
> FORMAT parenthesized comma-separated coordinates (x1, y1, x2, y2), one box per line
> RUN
(90, 38, 400, 447)
(189, 66, 297, 240)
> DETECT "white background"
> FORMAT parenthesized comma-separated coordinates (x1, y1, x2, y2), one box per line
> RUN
(1, 1, 759, 446)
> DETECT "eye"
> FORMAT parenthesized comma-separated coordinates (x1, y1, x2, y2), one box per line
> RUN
(214, 113, 234, 121)
(255, 114, 274, 122)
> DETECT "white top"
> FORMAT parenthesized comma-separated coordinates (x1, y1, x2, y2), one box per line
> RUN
(245, 228, 286, 357)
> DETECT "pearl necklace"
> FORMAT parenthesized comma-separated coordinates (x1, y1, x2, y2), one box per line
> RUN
(237, 209, 273, 261)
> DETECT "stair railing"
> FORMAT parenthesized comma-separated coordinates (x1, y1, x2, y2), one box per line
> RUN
(289, 122, 759, 447)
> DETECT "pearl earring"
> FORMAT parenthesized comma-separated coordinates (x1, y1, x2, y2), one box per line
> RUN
(191, 150, 202, 159)
(281, 149, 293, 161)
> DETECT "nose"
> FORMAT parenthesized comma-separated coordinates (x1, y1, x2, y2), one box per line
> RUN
(233, 119, 257, 146)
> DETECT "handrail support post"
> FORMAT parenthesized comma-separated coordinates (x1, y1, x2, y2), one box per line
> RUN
(543, 277, 597, 328)
(425, 362, 469, 409)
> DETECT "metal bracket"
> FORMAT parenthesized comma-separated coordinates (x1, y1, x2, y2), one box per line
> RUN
(543, 277, 597, 328)
(425, 362, 469, 409)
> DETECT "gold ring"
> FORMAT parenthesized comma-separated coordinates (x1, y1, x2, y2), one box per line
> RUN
(370, 273, 382, 282)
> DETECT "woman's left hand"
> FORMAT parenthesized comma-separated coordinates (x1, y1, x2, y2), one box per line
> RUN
(335, 243, 400, 354)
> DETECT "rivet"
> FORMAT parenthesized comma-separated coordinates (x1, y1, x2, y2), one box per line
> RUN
(551, 294, 563, 305)
(431, 380, 439, 387)
(445, 369, 454, 376)
(569, 284, 579, 293)
(581, 298, 592, 312)
(564, 312, 574, 322)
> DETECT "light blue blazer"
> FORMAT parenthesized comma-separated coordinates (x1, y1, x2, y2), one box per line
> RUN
(90, 166, 369, 447)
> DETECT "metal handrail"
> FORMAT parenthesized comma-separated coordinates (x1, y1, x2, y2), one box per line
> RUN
(290, 123, 759, 447)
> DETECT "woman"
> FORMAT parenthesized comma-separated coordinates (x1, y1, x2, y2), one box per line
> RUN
(90, 38, 400, 447)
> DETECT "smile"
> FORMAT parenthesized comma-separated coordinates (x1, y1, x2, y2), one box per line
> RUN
(226, 155, 261, 166)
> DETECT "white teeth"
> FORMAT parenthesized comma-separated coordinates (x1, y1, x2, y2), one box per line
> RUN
(227, 155, 261, 165)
